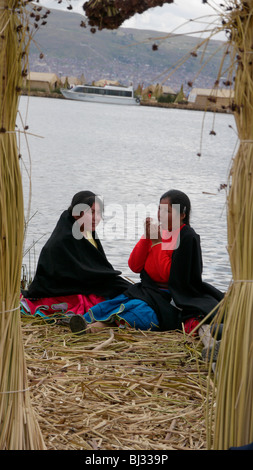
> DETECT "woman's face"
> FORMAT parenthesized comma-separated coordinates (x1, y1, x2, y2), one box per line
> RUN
(76, 201, 102, 233)
(84, 201, 102, 231)
(158, 198, 173, 231)
(158, 197, 184, 231)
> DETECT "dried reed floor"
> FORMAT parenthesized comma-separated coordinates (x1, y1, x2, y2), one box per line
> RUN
(22, 317, 211, 450)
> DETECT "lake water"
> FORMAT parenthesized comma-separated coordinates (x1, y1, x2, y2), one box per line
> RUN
(17, 95, 238, 291)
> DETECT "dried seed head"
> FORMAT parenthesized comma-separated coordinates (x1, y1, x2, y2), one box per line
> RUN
(218, 183, 227, 191)
(223, 80, 232, 86)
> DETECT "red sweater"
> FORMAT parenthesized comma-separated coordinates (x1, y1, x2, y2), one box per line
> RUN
(128, 227, 184, 285)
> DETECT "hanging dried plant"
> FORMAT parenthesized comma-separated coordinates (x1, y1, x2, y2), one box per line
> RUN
(82, 0, 174, 31)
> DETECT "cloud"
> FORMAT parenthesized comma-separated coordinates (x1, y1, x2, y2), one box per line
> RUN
(122, 1, 222, 37)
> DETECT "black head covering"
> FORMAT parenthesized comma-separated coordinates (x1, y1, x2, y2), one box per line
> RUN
(68, 190, 103, 214)
(23, 191, 130, 299)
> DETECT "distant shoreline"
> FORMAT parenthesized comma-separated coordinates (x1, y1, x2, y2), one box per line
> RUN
(140, 100, 232, 114)
(21, 90, 232, 114)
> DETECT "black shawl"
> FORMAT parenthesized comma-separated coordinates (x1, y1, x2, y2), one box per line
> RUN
(23, 210, 130, 299)
(124, 225, 224, 331)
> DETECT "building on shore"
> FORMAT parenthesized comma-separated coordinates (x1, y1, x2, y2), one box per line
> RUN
(61, 76, 83, 88)
(24, 72, 61, 93)
(161, 85, 177, 98)
(142, 83, 176, 101)
(188, 87, 234, 110)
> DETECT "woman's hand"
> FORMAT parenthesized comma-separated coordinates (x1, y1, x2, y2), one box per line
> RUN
(144, 217, 162, 244)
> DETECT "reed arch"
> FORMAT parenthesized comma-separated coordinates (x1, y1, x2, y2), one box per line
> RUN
(1, 0, 252, 450)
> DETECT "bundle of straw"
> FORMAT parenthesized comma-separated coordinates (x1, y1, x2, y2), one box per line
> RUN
(0, 1, 45, 449)
(207, 1, 253, 450)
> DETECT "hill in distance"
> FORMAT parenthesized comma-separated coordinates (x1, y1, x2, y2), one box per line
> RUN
(29, 8, 229, 91)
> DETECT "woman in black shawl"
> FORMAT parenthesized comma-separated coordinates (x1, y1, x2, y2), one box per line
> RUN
(21, 191, 130, 319)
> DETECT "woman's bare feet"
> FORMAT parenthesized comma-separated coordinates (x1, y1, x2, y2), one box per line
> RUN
(86, 321, 112, 333)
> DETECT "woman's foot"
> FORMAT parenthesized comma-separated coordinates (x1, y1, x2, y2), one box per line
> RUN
(86, 321, 109, 333)
(69, 316, 109, 335)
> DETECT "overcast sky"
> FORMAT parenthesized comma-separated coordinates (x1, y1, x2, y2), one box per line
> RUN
(38, 0, 224, 38)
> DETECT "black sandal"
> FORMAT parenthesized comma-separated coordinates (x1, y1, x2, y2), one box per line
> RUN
(70, 315, 88, 334)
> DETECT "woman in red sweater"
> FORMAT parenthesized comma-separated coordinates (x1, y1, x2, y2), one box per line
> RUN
(70, 190, 223, 334)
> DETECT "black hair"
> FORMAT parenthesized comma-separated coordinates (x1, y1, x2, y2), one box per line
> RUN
(160, 189, 191, 225)
(68, 191, 103, 215)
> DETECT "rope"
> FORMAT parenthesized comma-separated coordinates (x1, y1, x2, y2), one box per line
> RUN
(0, 305, 20, 314)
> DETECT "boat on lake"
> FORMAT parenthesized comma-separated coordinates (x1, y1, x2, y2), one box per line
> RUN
(60, 83, 140, 106)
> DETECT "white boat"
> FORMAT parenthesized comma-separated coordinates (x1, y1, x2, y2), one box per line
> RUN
(60, 84, 140, 106)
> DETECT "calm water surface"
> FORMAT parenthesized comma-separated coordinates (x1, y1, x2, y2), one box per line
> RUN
(18, 96, 238, 291)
